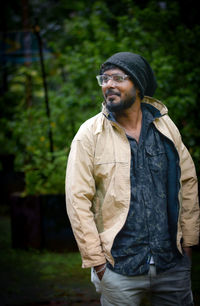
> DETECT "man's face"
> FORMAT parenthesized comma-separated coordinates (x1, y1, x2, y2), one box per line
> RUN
(101, 68, 138, 113)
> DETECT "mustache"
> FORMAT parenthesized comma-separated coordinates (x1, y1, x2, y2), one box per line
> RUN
(105, 89, 121, 98)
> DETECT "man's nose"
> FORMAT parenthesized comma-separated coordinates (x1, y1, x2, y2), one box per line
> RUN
(106, 78, 116, 87)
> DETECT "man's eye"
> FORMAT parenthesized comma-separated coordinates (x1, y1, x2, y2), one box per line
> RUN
(103, 76, 110, 82)
(113, 75, 123, 82)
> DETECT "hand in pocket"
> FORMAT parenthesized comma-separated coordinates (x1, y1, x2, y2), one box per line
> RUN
(94, 263, 106, 280)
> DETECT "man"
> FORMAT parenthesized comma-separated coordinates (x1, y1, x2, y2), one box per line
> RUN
(65, 52, 199, 305)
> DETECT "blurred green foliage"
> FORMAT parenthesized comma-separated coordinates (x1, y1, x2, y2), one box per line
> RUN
(1, 0, 200, 194)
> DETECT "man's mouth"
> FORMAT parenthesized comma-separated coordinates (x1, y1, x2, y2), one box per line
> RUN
(105, 90, 120, 99)
(107, 94, 117, 99)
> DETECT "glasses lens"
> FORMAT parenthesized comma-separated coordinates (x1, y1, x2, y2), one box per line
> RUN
(112, 75, 124, 82)
(102, 75, 110, 84)
(96, 75, 103, 86)
(96, 74, 128, 86)
(96, 75, 110, 86)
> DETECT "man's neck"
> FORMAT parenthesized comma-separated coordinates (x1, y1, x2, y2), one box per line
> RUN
(114, 99, 142, 141)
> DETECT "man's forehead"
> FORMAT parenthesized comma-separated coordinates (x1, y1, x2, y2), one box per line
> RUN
(103, 68, 125, 75)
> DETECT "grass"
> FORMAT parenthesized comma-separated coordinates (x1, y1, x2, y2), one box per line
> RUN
(0, 212, 200, 305)
(0, 215, 99, 305)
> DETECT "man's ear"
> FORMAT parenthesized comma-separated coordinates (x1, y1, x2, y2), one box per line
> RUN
(136, 88, 142, 100)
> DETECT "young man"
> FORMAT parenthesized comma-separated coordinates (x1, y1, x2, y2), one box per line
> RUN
(65, 52, 199, 305)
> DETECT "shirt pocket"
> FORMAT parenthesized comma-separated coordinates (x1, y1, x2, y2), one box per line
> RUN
(145, 145, 167, 173)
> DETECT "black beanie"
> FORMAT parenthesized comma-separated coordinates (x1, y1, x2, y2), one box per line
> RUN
(100, 52, 157, 99)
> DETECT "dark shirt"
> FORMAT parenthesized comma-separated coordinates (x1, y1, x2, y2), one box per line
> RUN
(107, 103, 178, 276)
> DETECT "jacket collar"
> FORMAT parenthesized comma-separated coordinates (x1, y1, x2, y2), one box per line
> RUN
(142, 96, 168, 116)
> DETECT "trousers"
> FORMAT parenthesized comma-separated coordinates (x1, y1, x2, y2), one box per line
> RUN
(91, 254, 193, 306)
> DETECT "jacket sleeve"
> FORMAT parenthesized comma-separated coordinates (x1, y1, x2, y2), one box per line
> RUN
(178, 135, 200, 247)
(65, 131, 106, 268)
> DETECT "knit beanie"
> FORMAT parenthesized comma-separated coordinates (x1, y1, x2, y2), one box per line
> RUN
(100, 52, 157, 99)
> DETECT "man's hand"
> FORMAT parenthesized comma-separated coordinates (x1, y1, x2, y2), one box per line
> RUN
(94, 263, 106, 280)
(183, 247, 192, 260)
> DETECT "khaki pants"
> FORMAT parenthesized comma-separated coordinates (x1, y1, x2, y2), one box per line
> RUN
(91, 254, 193, 306)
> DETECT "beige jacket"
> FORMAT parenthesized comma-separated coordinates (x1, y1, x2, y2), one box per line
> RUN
(65, 96, 199, 268)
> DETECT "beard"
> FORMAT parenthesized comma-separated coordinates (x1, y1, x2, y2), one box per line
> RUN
(105, 88, 137, 113)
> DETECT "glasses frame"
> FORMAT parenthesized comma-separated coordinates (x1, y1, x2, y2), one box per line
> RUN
(96, 74, 129, 86)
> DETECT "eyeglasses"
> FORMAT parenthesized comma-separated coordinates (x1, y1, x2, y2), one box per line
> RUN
(96, 74, 129, 86)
